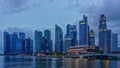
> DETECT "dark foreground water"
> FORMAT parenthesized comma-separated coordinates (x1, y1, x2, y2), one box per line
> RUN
(1, 56, 120, 68)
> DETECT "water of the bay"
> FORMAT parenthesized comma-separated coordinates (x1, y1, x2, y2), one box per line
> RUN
(1, 56, 120, 68)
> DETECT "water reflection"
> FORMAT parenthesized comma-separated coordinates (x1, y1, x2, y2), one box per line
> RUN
(4, 56, 34, 68)
(1, 56, 120, 68)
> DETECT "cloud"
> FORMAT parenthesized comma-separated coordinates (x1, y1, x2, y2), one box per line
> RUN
(4, 0, 28, 13)
(0, 0, 55, 27)
(0, 0, 40, 14)
(101, 0, 120, 21)
(68, 0, 120, 26)
(0, 0, 55, 16)
(71, 0, 120, 30)
(68, 0, 120, 45)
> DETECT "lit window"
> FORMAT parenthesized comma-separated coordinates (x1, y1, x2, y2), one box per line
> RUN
(103, 18, 106, 20)
(80, 22, 85, 24)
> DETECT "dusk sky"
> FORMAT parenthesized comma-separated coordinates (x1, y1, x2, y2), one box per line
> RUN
(0, 0, 120, 53)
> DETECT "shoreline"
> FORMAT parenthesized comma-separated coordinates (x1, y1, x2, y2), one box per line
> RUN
(0, 54, 65, 58)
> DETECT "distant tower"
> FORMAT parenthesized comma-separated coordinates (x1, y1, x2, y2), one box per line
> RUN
(64, 24, 77, 53)
(99, 14, 107, 52)
(112, 34, 118, 52)
(25, 38, 33, 55)
(11, 32, 18, 54)
(44, 30, 51, 39)
(106, 30, 112, 53)
(43, 29, 52, 54)
(35, 31, 43, 53)
(16, 32, 25, 54)
(4, 32, 11, 55)
(89, 30, 95, 47)
(79, 15, 89, 45)
(64, 35, 72, 52)
(55, 24, 63, 53)
(67, 24, 77, 46)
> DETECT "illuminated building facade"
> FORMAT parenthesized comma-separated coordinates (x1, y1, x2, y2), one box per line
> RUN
(89, 30, 95, 46)
(67, 45, 94, 55)
(64, 24, 77, 53)
(67, 24, 77, 46)
(79, 15, 89, 45)
(99, 14, 107, 52)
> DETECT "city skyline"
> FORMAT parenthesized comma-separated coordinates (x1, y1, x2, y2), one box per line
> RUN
(0, 0, 120, 53)
(1, 0, 120, 68)
(3, 14, 120, 55)
(1, 14, 120, 53)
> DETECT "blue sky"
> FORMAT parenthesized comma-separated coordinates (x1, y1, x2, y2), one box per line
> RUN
(0, 0, 120, 53)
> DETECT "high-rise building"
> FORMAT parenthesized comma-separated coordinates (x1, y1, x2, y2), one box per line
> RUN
(55, 25, 63, 53)
(50, 40, 53, 53)
(64, 35, 72, 52)
(35, 31, 43, 53)
(19, 32, 25, 39)
(106, 30, 112, 53)
(11, 32, 18, 54)
(66, 24, 77, 46)
(4, 31, 33, 55)
(4, 32, 11, 55)
(99, 14, 107, 52)
(89, 30, 95, 46)
(79, 15, 89, 45)
(16, 38, 23, 54)
(112, 34, 118, 52)
(18, 32, 25, 54)
(25, 38, 33, 55)
(64, 24, 77, 53)
(42, 37, 50, 54)
(42, 29, 53, 54)
(44, 30, 51, 39)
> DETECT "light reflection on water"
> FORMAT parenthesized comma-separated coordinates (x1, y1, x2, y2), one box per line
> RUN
(1, 56, 120, 68)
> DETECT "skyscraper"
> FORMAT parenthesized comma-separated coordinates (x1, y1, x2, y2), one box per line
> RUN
(64, 24, 77, 53)
(4, 32, 11, 55)
(64, 35, 72, 52)
(16, 38, 23, 54)
(17, 32, 25, 54)
(99, 14, 107, 52)
(11, 32, 18, 54)
(79, 15, 89, 45)
(55, 24, 63, 53)
(35, 31, 43, 53)
(106, 30, 112, 53)
(42, 29, 52, 54)
(66, 24, 77, 46)
(44, 30, 51, 39)
(25, 38, 33, 55)
(89, 30, 95, 46)
(112, 34, 118, 52)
